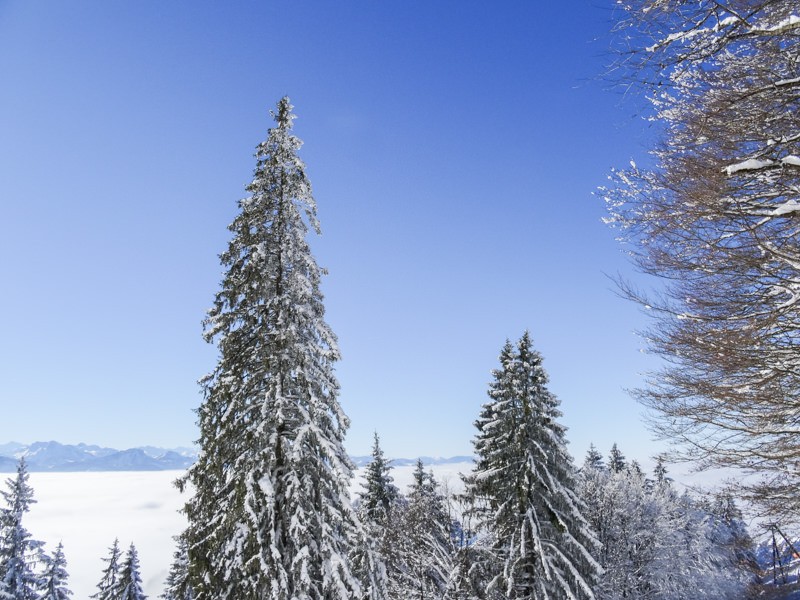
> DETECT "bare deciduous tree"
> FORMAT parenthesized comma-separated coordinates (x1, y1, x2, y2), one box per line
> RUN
(604, 0, 800, 518)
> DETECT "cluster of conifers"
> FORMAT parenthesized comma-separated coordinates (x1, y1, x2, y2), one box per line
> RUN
(0, 459, 146, 600)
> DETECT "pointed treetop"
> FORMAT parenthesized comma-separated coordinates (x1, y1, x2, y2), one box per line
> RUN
(413, 457, 424, 480)
(92, 538, 122, 600)
(409, 459, 439, 499)
(119, 543, 146, 600)
(2, 457, 36, 516)
(411, 458, 427, 491)
(608, 443, 627, 473)
(42, 541, 73, 600)
(359, 431, 398, 523)
(272, 96, 296, 129)
(583, 444, 604, 471)
(654, 455, 669, 484)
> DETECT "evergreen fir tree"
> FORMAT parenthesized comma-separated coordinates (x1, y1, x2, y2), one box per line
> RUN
(653, 455, 668, 485)
(91, 539, 122, 600)
(357, 433, 399, 524)
(160, 536, 193, 600)
(180, 97, 383, 600)
(0, 459, 45, 600)
(40, 542, 71, 600)
(401, 461, 454, 599)
(446, 543, 499, 600)
(467, 332, 600, 599)
(446, 487, 500, 600)
(607, 443, 626, 474)
(353, 433, 397, 598)
(118, 544, 146, 600)
(582, 445, 604, 472)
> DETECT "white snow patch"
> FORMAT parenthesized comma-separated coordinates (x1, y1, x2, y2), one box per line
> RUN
(782, 155, 800, 167)
(761, 14, 800, 34)
(725, 158, 774, 175)
(772, 199, 800, 216)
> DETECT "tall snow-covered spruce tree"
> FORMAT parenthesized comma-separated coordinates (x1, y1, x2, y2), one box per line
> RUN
(467, 332, 600, 599)
(180, 97, 382, 599)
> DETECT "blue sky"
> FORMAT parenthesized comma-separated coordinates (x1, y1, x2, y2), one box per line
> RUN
(0, 2, 664, 463)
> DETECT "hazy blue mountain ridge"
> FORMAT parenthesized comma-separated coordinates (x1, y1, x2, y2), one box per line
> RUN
(0, 441, 196, 472)
(0, 442, 473, 472)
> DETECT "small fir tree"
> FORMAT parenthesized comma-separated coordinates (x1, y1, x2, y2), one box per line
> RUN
(91, 539, 122, 600)
(118, 544, 146, 600)
(467, 332, 600, 599)
(0, 458, 45, 600)
(446, 485, 499, 600)
(653, 455, 668, 485)
(583, 444, 604, 472)
(160, 536, 193, 600)
(40, 542, 71, 600)
(400, 461, 454, 599)
(353, 433, 397, 598)
(706, 494, 757, 574)
(607, 443, 626, 474)
(358, 433, 399, 524)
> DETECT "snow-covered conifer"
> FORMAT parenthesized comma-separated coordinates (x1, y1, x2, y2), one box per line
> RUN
(467, 332, 600, 599)
(352, 433, 397, 597)
(180, 97, 383, 599)
(40, 542, 71, 600)
(160, 536, 192, 600)
(399, 461, 454, 599)
(91, 539, 122, 600)
(358, 433, 399, 524)
(0, 459, 45, 600)
(607, 443, 626, 474)
(446, 543, 499, 600)
(118, 544, 146, 600)
(653, 455, 668, 485)
(583, 445, 604, 472)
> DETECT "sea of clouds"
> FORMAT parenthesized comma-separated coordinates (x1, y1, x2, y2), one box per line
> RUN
(26, 462, 472, 599)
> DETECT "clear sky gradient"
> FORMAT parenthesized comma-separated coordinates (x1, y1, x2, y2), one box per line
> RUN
(0, 2, 664, 462)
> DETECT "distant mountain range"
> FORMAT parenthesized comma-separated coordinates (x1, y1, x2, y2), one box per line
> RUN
(349, 455, 474, 468)
(0, 441, 197, 472)
(0, 441, 473, 472)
